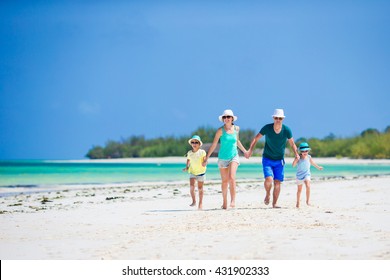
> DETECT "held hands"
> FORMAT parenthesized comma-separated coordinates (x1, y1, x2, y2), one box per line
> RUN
(202, 157, 208, 167)
(244, 150, 252, 159)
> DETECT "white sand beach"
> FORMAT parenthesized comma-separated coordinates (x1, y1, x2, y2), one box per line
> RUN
(1, 158, 390, 260)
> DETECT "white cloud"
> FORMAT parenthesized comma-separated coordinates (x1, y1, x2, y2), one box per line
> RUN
(78, 102, 101, 116)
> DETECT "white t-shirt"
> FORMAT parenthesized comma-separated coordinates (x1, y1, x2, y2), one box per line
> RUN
(296, 155, 311, 180)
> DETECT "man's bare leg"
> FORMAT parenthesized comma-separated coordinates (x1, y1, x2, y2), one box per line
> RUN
(272, 180, 281, 208)
(264, 177, 273, 205)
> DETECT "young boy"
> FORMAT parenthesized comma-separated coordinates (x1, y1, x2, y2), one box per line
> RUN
(183, 135, 207, 210)
(292, 142, 323, 208)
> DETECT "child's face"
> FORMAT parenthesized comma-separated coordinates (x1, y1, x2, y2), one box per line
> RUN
(190, 141, 200, 151)
(300, 151, 309, 157)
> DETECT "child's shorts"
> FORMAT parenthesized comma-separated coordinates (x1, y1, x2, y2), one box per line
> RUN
(218, 155, 240, 168)
(296, 176, 311, 185)
(262, 157, 285, 181)
(190, 173, 205, 182)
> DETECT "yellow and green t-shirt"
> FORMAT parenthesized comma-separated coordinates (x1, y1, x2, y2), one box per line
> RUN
(187, 149, 207, 175)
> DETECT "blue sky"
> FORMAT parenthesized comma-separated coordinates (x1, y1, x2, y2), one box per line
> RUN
(1, 0, 389, 159)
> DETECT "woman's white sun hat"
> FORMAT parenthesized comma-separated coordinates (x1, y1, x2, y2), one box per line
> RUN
(219, 109, 238, 122)
(272, 108, 285, 118)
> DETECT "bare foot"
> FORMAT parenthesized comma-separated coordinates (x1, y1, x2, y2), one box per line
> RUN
(198, 204, 203, 210)
(296, 202, 300, 208)
(221, 204, 227, 210)
(272, 205, 281, 208)
(230, 202, 235, 208)
(264, 194, 270, 205)
(190, 202, 196, 207)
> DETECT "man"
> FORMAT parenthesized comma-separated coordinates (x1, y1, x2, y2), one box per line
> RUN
(246, 109, 300, 208)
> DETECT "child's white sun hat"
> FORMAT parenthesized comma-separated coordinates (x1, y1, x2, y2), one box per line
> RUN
(188, 135, 203, 147)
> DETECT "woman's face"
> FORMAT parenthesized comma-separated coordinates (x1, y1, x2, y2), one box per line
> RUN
(222, 116, 233, 122)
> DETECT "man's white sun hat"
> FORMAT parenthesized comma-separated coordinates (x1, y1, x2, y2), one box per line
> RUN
(272, 109, 285, 118)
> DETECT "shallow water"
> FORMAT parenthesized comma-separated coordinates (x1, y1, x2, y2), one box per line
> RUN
(1, 160, 389, 196)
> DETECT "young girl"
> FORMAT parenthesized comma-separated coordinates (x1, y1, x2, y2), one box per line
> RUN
(203, 109, 248, 209)
(183, 135, 207, 210)
(292, 142, 323, 208)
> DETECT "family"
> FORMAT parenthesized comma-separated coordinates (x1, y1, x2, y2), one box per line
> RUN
(183, 108, 323, 210)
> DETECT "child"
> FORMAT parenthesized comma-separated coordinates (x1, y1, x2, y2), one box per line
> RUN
(292, 142, 323, 208)
(183, 135, 207, 210)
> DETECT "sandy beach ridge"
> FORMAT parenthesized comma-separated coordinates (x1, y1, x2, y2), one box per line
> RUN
(1, 164, 389, 259)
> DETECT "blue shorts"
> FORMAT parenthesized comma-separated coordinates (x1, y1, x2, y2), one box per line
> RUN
(262, 157, 285, 182)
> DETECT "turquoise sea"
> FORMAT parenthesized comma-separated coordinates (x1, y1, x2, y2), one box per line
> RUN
(1, 159, 390, 197)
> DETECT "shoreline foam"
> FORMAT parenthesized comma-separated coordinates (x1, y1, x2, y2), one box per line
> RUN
(46, 156, 390, 165)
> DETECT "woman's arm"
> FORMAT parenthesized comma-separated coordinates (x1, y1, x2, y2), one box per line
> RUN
(203, 128, 222, 166)
(235, 126, 248, 154)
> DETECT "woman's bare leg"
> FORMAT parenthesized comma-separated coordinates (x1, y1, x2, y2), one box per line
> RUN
(219, 168, 229, 209)
(228, 162, 239, 208)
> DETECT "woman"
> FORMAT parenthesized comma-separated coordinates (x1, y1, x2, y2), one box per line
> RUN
(203, 109, 248, 209)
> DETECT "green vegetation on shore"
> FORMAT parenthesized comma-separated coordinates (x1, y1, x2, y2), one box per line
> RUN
(86, 126, 390, 159)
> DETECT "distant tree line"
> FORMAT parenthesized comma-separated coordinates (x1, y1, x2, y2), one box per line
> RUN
(86, 126, 257, 159)
(86, 126, 390, 159)
(296, 127, 390, 159)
